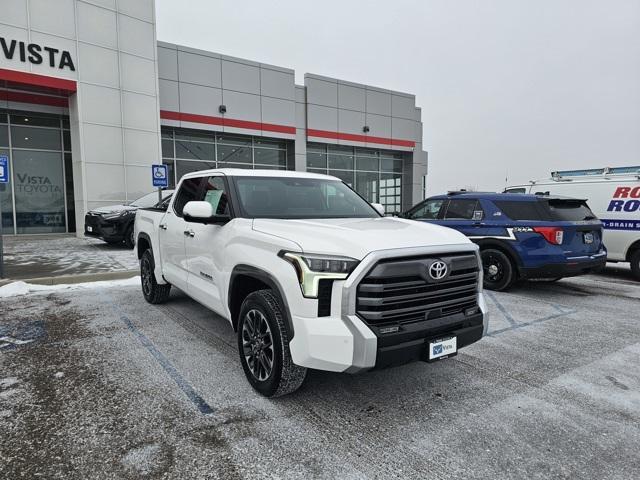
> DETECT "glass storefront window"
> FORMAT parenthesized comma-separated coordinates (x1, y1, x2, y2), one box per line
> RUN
(0, 148, 13, 231)
(329, 169, 354, 187)
(64, 153, 75, 233)
(11, 126, 62, 150)
(355, 171, 379, 203)
(163, 158, 176, 189)
(10, 113, 61, 129)
(356, 156, 378, 171)
(0, 125, 8, 147)
(307, 152, 326, 168)
(176, 159, 216, 180)
(254, 148, 286, 167)
(13, 150, 66, 234)
(161, 138, 174, 157)
(63, 130, 72, 152)
(218, 134, 251, 146)
(217, 144, 252, 163)
(175, 140, 216, 160)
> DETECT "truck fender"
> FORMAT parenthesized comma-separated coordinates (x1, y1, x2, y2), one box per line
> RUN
(229, 265, 295, 339)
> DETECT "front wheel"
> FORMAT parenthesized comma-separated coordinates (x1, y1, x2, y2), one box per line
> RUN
(481, 249, 515, 291)
(237, 290, 307, 397)
(124, 225, 135, 249)
(631, 250, 640, 281)
(140, 249, 171, 304)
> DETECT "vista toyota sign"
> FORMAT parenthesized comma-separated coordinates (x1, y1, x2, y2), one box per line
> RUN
(0, 36, 75, 71)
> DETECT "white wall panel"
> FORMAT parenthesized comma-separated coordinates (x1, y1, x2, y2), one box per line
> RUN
(178, 51, 221, 88)
(117, 0, 154, 22)
(85, 163, 125, 201)
(29, 0, 75, 38)
(122, 91, 157, 131)
(222, 90, 261, 121)
(338, 109, 365, 135)
(81, 124, 123, 165)
(28, 32, 78, 80)
(2, 0, 28, 28)
(179, 83, 221, 117)
(157, 46, 178, 80)
(125, 165, 152, 199)
(158, 79, 179, 111)
(307, 104, 338, 132)
(365, 113, 391, 139)
(391, 117, 416, 141)
(306, 77, 337, 107)
(260, 68, 295, 101)
(117, 14, 155, 59)
(365, 89, 392, 116)
(338, 84, 365, 112)
(261, 97, 295, 127)
(79, 83, 121, 125)
(120, 53, 156, 95)
(391, 94, 416, 120)
(124, 129, 159, 166)
(221, 60, 260, 94)
(77, 1, 118, 48)
(0, 24, 29, 72)
(78, 43, 119, 88)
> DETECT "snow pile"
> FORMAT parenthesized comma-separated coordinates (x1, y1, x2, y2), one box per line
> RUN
(0, 276, 140, 298)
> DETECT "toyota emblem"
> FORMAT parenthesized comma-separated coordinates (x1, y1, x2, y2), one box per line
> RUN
(429, 260, 448, 280)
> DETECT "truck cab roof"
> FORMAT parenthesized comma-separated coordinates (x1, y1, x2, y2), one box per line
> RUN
(180, 168, 340, 181)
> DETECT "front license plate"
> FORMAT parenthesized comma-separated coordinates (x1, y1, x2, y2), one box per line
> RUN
(584, 232, 594, 244)
(428, 336, 457, 361)
(86, 226, 93, 232)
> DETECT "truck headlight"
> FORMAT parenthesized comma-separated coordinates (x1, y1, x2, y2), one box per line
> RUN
(279, 252, 359, 298)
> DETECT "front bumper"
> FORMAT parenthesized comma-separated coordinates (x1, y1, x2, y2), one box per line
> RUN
(519, 252, 607, 279)
(84, 214, 128, 242)
(288, 244, 489, 373)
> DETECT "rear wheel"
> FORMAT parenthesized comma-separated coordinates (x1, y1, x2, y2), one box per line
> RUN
(481, 249, 515, 291)
(237, 290, 307, 397)
(631, 250, 640, 281)
(140, 249, 171, 304)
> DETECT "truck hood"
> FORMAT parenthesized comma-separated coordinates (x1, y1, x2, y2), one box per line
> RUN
(252, 217, 471, 260)
(89, 204, 137, 215)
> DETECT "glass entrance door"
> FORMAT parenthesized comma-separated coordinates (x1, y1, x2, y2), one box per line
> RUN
(13, 150, 66, 234)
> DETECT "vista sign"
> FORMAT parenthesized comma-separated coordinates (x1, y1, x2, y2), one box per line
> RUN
(0, 37, 75, 71)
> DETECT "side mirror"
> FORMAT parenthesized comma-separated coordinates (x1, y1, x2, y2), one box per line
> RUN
(183, 201, 230, 225)
(372, 203, 385, 216)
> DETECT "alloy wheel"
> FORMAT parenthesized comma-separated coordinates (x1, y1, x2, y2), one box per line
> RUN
(242, 309, 275, 381)
(141, 256, 153, 297)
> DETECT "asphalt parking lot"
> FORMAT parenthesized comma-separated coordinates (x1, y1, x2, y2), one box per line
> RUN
(1, 267, 639, 479)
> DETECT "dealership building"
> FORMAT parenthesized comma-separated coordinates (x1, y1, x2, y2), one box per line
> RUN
(0, 0, 427, 236)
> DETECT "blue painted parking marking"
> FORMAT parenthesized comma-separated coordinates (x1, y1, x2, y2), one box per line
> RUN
(104, 295, 214, 415)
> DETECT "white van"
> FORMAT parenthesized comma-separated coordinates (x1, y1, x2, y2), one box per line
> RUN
(506, 166, 640, 280)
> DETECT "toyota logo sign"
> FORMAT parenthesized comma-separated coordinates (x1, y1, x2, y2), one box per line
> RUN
(429, 260, 448, 280)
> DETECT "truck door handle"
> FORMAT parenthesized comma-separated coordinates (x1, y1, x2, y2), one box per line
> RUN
(159, 224, 167, 230)
(183, 230, 195, 237)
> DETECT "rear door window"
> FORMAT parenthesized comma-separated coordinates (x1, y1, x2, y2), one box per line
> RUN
(444, 199, 478, 220)
(545, 199, 597, 221)
(493, 200, 549, 221)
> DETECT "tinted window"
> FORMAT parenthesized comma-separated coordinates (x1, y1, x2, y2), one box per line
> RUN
(545, 199, 596, 221)
(444, 199, 477, 220)
(407, 199, 444, 220)
(494, 200, 548, 221)
(504, 188, 526, 194)
(234, 177, 378, 219)
(203, 177, 230, 215)
(130, 190, 174, 208)
(173, 177, 203, 217)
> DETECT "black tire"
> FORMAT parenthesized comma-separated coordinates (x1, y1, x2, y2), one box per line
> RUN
(237, 290, 307, 397)
(140, 249, 171, 304)
(631, 250, 640, 281)
(105, 239, 123, 245)
(124, 224, 135, 249)
(481, 248, 515, 291)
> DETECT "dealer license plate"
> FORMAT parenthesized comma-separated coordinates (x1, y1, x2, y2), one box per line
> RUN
(86, 226, 93, 232)
(583, 232, 594, 244)
(428, 336, 457, 361)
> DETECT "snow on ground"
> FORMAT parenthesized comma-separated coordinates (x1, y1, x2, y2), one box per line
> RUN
(0, 276, 141, 298)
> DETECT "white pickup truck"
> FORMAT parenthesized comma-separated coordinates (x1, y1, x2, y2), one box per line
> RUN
(134, 169, 488, 397)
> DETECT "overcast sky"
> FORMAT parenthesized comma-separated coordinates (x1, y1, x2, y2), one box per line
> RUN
(156, 0, 640, 195)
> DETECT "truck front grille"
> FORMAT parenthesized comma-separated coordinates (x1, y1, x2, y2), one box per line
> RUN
(356, 253, 479, 327)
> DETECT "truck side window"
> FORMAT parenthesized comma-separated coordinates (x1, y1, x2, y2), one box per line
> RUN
(408, 199, 444, 219)
(444, 199, 478, 220)
(203, 176, 230, 215)
(173, 177, 203, 217)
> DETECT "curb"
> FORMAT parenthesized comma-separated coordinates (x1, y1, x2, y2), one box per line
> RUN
(0, 269, 139, 286)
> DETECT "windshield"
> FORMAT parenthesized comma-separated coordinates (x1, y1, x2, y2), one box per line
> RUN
(233, 177, 380, 219)
(130, 190, 173, 208)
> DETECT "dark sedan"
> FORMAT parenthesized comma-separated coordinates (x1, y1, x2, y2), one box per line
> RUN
(85, 190, 173, 248)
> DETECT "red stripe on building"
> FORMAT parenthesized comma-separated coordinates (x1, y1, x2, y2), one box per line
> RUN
(160, 110, 296, 135)
(306, 128, 415, 148)
(0, 89, 69, 107)
(0, 68, 77, 93)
